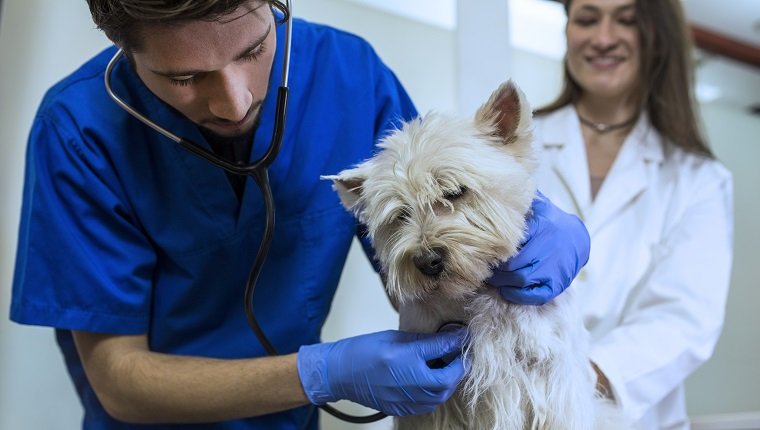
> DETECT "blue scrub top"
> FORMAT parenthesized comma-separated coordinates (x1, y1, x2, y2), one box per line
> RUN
(11, 17, 417, 430)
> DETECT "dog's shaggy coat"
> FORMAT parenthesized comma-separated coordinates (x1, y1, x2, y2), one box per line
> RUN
(325, 81, 626, 430)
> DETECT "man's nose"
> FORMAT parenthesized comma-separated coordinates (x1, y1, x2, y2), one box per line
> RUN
(207, 66, 253, 122)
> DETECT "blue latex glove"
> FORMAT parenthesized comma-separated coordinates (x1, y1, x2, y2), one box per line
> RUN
(487, 191, 590, 305)
(297, 329, 466, 416)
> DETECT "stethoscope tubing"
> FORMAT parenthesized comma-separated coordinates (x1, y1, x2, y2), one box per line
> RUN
(104, 55, 288, 175)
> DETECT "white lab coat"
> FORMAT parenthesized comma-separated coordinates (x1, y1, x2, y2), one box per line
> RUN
(533, 106, 734, 430)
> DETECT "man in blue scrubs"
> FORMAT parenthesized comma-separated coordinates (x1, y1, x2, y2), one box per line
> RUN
(10, 1, 590, 429)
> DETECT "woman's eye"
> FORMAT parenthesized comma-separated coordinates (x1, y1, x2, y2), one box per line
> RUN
(573, 18, 596, 26)
(619, 16, 637, 26)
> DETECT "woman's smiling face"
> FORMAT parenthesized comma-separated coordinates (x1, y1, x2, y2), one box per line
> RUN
(565, 0, 641, 101)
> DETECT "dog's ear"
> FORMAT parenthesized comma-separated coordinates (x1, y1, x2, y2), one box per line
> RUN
(474, 79, 529, 143)
(321, 169, 366, 211)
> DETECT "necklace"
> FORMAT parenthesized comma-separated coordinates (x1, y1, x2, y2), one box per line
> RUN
(577, 114, 638, 134)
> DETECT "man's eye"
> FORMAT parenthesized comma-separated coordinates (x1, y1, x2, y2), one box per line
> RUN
(242, 43, 267, 62)
(169, 76, 197, 87)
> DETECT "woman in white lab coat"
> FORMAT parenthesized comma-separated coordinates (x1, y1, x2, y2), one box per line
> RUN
(533, 0, 733, 428)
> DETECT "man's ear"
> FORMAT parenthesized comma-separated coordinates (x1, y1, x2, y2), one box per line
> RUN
(474, 79, 530, 144)
(320, 168, 367, 211)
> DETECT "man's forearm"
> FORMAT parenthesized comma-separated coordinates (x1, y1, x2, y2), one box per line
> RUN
(73, 331, 310, 424)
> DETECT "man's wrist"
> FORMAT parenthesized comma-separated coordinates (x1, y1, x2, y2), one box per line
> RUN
(296, 343, 336, 405)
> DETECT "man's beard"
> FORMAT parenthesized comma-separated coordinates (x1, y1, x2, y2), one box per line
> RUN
(200, 101, 264, 146)
(199, 106, 263, 171)
(200, 111, 261, 149)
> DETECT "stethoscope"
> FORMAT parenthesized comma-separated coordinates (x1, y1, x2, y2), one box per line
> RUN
(103, 0, 385, 425)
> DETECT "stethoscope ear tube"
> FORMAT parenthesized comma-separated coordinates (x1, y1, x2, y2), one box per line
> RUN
(106, 48, 288, 177)
(104, 49, 185, 145)
(261, 86, 288, 168)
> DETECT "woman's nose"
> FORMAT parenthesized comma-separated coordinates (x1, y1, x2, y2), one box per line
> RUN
(207, 66, 253, 122)
(590, 18, 618, 50)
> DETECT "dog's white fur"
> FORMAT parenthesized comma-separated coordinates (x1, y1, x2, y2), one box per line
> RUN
(324, 81, 627, 429)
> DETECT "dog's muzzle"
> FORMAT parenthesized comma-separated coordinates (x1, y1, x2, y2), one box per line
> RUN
(413, 247, 447, 276)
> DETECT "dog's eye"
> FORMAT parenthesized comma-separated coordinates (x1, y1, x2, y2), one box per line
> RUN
(396, 207, 411, 223)
(443, 186, 468, 201)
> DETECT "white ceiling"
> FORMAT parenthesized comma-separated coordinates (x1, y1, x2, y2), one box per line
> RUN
(344, 0, 760, 112)
(346, 0, 456, 29)
(345, 0, 760, 49)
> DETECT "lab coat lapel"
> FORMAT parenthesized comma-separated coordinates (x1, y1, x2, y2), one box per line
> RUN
(587, 116, 663, 234)
(541, 107, 593, 222)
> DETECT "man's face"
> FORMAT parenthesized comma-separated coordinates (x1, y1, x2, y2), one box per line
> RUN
(129, 1, 276, 138)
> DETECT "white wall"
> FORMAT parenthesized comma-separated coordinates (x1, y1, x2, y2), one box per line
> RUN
(0, 2, 110, 429)
(685, 103, 760, 416)
(297, 0, 456, 115)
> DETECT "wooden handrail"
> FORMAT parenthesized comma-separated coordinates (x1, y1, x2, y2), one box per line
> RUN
(692, 24, 760, 69)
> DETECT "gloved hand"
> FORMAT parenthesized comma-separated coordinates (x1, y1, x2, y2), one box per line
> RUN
(297, 329, 466, 416)
(487, 191, 590, 305)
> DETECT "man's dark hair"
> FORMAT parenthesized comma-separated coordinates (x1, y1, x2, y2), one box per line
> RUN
(86, 0, 289, 52)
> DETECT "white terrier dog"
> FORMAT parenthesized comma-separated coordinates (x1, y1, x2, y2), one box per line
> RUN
(324, 81, 626, 429)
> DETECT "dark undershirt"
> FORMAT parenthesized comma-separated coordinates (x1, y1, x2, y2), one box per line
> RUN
(200, 128, 254, 202)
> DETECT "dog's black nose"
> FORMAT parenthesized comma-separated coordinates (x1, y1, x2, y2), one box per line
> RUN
(413, 247, 446, 276)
